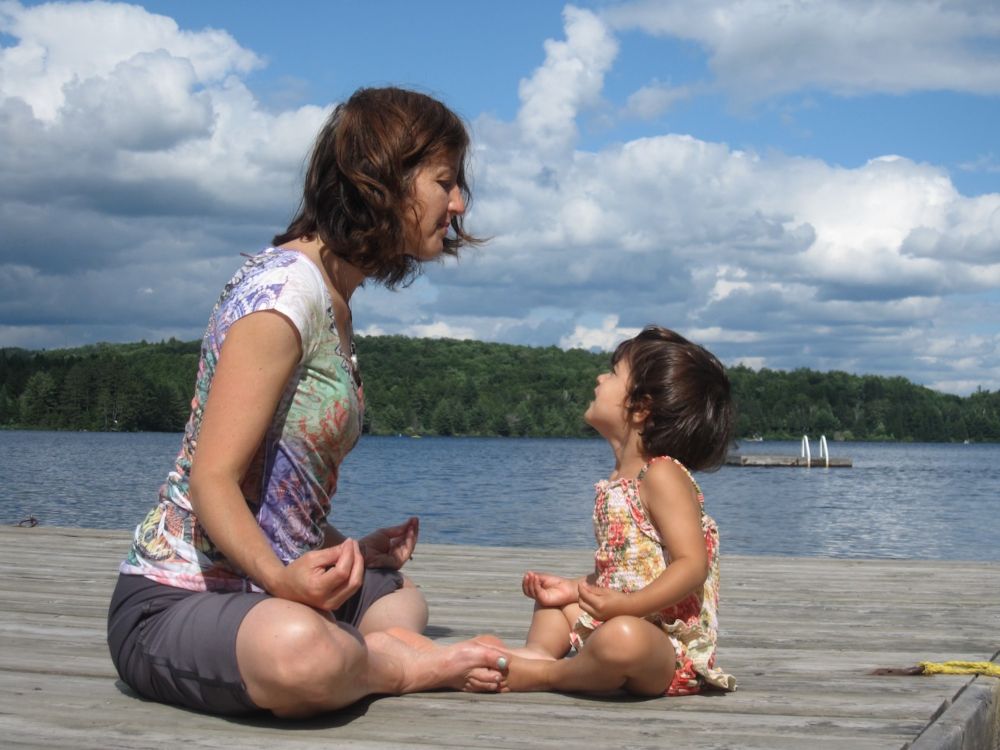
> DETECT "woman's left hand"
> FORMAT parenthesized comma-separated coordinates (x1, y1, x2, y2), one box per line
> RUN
(577, 580, 629, 622)
(359, 516, 419, 569)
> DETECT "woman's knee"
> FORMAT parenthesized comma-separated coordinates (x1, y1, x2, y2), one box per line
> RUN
(358, 575, 428, 634)
(238, 601, 364, 700)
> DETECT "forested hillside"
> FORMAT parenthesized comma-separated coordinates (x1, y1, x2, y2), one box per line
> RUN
(1, 337, 998, 441)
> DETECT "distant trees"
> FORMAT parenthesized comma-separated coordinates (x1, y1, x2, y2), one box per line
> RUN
(358, 337, 604, 438)
(726, 366, 1000, 442)
(0, 340, 197, 432)
(1, 337, 998, 442)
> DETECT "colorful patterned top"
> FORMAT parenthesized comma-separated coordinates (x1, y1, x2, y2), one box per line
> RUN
(575, 456, 736, 695)
(121, 247, 364, 592)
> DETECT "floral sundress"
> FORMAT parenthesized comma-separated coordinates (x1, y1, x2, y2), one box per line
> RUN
(574, 456, 737, 696)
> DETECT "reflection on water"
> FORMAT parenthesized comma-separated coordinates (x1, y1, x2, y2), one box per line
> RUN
(1, 431, 997, 560)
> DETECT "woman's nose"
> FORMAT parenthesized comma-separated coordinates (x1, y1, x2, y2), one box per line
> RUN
(449, 186, 466, 215)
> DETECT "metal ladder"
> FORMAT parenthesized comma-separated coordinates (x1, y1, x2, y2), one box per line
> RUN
(800, 434, 830, 468)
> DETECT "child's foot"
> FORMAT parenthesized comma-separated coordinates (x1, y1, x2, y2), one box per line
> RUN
(471, 634, 558, 662)
(511, 645, 558, 661)
(500, 654, 555, 692)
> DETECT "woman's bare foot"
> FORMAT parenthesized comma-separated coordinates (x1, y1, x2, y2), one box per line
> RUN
(383, 626, 438, 652)
(367, 630, 506, 693)
(470, 633, 508, 650)
(407, 639, 507, 693)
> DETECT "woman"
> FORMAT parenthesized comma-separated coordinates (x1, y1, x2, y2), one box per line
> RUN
(107, 87, 503, 718)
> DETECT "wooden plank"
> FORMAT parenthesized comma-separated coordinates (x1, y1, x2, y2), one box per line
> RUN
(0, 526, 997, 749)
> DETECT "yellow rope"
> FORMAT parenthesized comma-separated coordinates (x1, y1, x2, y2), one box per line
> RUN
(918, 661, 1000, 677)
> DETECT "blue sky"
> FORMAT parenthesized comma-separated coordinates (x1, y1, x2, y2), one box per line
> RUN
(1, 0, 999, 394)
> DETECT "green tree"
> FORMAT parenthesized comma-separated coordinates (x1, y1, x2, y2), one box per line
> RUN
(19, 371, 58, 426)
(0, 385, 14, 425)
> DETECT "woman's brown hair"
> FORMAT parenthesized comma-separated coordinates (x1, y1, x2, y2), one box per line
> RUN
(613, 326, 735, 471)
(274, 87, 480, 288)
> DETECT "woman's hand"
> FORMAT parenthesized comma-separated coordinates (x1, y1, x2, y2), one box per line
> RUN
(577, 580, 629, 622)
(273, 538, 365, 611)
(359, 517, 419, 569)
(521, 571, 578, 607)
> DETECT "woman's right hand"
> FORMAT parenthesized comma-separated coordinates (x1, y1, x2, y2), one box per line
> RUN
(274, 538, 365, 611)
(521, 571, 578, 607)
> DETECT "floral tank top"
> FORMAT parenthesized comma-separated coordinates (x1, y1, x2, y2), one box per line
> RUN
(120, 247, 363, 592)
(575, 456, 736, 695)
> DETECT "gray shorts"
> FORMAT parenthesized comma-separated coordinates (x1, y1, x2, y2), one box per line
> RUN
(107, 568, 403, 715)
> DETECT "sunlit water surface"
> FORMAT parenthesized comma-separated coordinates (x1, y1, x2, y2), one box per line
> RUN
(2, 432, 996, 559)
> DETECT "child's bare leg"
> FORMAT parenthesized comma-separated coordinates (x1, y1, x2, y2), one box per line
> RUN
(521, 601, 580, 659)
(504, 616, 675, 696)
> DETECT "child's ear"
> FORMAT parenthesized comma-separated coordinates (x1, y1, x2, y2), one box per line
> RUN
(628, 397, 651, 425)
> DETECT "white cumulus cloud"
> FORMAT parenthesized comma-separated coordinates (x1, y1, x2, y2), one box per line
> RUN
(1, 0, 998, 396)
(604, 0, 1000, 101)
(517, 5, 618, 154)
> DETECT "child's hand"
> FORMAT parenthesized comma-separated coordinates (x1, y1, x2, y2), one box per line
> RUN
(521, 571, 578, 606)
(578, 580, 628, 621)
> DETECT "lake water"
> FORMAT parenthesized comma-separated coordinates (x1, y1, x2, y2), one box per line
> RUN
(1, 431, 997, 560)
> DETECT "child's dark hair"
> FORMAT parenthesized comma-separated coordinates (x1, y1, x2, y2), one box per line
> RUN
(613, 325, 735, 471)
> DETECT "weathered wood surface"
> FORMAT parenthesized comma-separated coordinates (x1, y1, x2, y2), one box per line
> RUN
(1, 526, 997, 749)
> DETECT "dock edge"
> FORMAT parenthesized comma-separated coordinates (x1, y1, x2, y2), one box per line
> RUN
(906, 656, 1000, 750)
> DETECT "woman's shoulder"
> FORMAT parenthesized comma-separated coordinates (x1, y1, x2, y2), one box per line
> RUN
(214, 248, 330, 352)
(246, 247, 326, 293)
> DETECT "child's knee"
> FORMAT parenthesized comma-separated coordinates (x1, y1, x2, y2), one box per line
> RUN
(589, 616, 669, 665)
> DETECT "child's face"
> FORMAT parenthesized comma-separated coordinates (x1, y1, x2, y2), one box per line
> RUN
(584, 358, 633, 438)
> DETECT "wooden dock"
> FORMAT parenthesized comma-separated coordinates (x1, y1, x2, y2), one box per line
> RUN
(1, 526, 997, 749)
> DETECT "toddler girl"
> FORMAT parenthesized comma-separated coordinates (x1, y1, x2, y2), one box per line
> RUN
(501, 325, 737, 697)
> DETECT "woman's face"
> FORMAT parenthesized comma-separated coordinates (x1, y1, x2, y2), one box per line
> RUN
(404, 153, 466, 260)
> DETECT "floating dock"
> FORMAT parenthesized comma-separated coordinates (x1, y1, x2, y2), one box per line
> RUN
(726, 453, 854, 467)
(1, 526, 997, 749)
(728, 435, 853, 467)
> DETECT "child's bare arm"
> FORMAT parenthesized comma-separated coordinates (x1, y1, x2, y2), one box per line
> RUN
(578, 461, 708, 621)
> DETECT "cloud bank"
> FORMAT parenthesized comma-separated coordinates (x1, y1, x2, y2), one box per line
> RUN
(1, 1, 998, 394)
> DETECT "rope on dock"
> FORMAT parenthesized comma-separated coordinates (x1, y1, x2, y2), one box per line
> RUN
(919, 660, 1000, 678)
(14, 516, 38, 527)
(871, 659, 1000, 677)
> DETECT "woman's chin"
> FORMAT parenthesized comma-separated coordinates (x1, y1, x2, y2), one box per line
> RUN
(416, 244, 445, 261)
